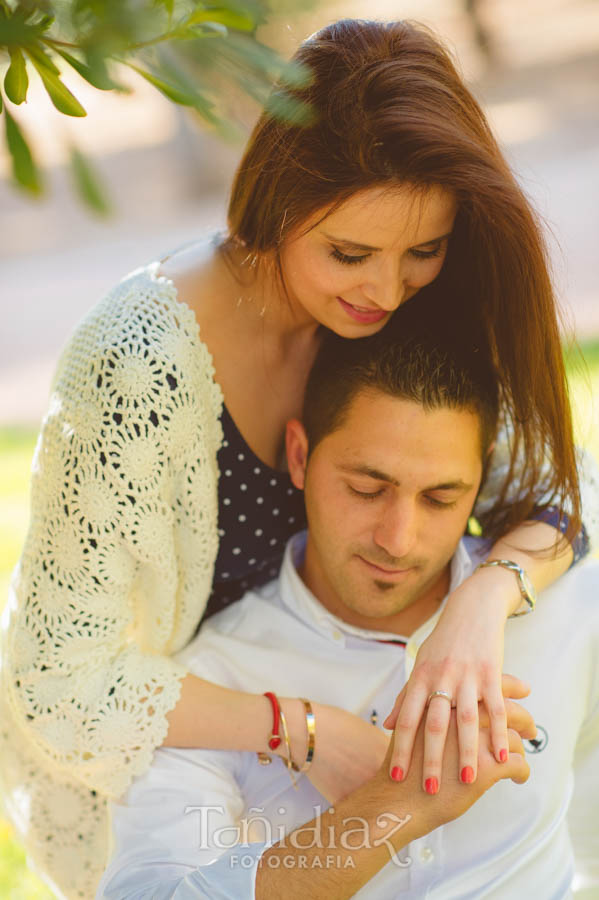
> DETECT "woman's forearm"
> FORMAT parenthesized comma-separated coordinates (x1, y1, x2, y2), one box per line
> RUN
(162, 674, 307, 758)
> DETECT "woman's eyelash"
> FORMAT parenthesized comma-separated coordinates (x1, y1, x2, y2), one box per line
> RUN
(331, 243, 446, 265)
(330, 247, 369, 265)
(410, 245, 444, 259)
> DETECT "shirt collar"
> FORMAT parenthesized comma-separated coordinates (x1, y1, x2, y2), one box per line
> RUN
(278, 531, 477, 656)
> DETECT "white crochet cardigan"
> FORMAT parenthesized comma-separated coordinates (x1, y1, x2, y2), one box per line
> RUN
(1, 261, 598, 899)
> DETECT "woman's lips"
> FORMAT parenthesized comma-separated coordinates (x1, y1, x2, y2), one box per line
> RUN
(337, 297, 388, 324)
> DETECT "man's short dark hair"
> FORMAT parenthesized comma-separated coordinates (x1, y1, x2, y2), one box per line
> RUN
(303, 301, 499, 460)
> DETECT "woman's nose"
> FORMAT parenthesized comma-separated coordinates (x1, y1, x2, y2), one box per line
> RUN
(361, 260, 406, 311)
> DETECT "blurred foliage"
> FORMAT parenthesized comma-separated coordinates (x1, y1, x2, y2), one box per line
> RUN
(0, 0, 310, 211)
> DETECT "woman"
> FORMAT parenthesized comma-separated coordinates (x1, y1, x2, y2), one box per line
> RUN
(1, 18, 596, 899)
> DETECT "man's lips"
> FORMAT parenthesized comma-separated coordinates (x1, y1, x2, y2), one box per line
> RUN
(337, 297, 388, 324)
(357, 555, 416, 577)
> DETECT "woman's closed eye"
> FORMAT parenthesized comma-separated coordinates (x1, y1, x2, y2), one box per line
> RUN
(330, 247, 369, 265)
(409, 240, 446, 260)
(330, 238, 448, 266)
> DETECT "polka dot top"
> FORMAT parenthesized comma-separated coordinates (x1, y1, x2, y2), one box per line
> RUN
(201, 405, 307, 622)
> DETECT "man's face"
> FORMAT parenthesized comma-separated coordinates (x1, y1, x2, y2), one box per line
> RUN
(287, 389, 484, 631)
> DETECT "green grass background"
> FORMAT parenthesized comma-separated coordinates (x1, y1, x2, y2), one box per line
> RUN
(0, 344, 598, 897)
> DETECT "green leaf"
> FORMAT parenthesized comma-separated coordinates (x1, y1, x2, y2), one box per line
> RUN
(36, 14, 55, 32)
(128, 63, 217, 122)
(186, 7, 256, 31)
(4, 106, 42, 194)
(0, 17, 46, 44)
(69, 147, 111, 215)
(23, 41, 60, 74)
(4, 47, 29, 104)
(27, 51, 87, 116)
(189, 22, 227, 37)
(17, 1, 52, 24)
(128, 64, 195, 104)
(53, 47, 122, 91)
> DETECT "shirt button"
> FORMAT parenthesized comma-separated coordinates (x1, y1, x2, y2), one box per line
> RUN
(420, 847, 434, 863)
(332, 630, 342, 641)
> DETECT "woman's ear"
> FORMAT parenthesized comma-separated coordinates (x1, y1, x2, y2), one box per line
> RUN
(285, 419, 309, 490)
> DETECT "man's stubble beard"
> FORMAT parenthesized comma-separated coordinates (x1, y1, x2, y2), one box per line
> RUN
(341, 566, 429, 619)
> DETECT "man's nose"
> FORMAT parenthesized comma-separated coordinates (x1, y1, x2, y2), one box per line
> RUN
(373, 501, 417, 560)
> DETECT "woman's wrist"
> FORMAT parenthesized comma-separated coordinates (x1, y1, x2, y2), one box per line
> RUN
(273, 697, 310, 764)
(445, 565, 521, 620)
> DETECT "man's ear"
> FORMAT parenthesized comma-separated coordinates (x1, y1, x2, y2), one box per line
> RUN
(286, 419, 309, 490)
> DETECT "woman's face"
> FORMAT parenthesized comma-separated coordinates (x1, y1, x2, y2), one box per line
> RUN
(278, 184, 457, 337)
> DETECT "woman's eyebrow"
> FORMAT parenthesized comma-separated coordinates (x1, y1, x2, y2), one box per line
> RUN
(322, 231, 453, 252)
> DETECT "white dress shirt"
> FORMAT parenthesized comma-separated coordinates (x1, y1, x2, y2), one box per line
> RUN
(97, 533, 599, 899)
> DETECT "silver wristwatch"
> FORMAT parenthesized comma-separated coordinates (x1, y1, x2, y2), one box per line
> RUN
(476, 559, 537, 617)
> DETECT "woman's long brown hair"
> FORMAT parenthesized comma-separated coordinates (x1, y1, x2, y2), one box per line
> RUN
(226, 18, 580, 545)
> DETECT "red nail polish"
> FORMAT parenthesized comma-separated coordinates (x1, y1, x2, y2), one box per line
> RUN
(425, 777, 439, 795)
(499, 749, 508, 763)
(391, 766, 403, 782)
(461, 766, 474, 784)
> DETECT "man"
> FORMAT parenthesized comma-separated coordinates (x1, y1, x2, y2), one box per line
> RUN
(98, 325, 599, 899)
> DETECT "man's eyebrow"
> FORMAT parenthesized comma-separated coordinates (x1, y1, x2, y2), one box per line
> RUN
(426, 480, 474, 493)
(322, 231, 453, 252)
(337, 464, 399, 485)
(337, 464, 473, 493)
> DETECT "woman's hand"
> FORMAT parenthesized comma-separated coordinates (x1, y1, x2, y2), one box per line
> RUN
(303, 703, 390, 804)
(383, 565, 524, 792)
(376, 693, 531, 842)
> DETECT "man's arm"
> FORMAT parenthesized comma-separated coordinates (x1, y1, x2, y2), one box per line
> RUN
(96, 746, 260, 899)
(97, 708, 530, 899)
(256, 713, 530, 900)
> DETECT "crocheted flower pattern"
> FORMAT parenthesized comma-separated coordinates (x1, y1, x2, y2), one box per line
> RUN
(0, 262, 222, 898)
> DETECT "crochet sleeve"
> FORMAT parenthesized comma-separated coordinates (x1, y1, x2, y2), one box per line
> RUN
(474, 413, 599, 558)
(2, 267, 223, 800)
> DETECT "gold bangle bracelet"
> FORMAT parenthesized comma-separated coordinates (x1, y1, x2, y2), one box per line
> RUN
(291, 698, 316, 774)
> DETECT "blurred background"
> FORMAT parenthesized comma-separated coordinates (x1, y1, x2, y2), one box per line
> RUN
(1, 0, 598, 894)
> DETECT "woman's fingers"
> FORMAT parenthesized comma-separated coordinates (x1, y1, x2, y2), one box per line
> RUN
(421, 693, 453, 794)
(480, 698, 536, 741)
(382, 684, 406, 731)
(387, 682, 429, 782)
(455, 680, 480, 784)
(387, 671, 532, 786)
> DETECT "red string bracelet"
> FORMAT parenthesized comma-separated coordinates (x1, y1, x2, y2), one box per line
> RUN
(264, 691, 282, 750)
